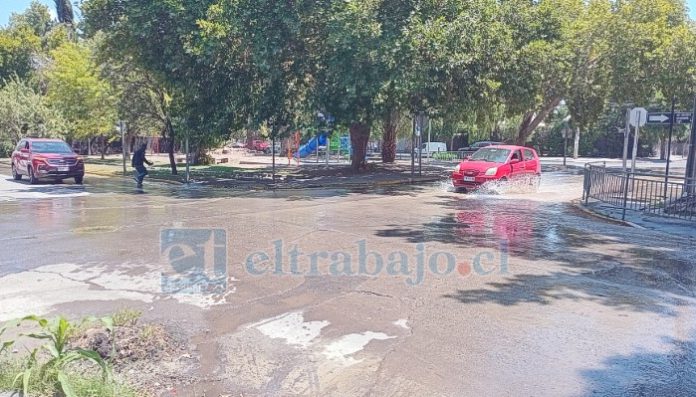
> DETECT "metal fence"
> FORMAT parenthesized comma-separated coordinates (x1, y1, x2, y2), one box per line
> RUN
(583, 162, 696, 221)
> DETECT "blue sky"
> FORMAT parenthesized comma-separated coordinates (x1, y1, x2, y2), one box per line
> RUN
(1, 0, 55, 27)
(1, 0, 696, 27)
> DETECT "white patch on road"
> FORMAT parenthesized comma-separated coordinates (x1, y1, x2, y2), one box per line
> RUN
(322, 331, 395, 365)
(0, 262, 234, 322)
(252, 311, 329, 348)
(0, 175, 90, 200)
(393, 319, 410, 330)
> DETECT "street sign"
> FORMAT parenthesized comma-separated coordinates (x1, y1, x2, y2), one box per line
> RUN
(647, 112, 670, 124)
(646, 111, 693, 125)
(629, 107, 647, 127)
(674, 112, 693, 124)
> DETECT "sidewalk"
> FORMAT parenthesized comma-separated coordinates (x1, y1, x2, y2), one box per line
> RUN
(540, 156, 687, 173)
(580, 200, 696, 239)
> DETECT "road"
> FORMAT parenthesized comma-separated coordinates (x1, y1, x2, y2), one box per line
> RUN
(0, 165, 695, 396)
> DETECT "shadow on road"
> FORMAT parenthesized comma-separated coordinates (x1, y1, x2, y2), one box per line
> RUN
(376, 195, 696, 315)
(579, 333, 696, 396)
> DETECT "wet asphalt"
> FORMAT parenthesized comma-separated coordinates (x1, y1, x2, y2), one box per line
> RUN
(0, 165, 694, 396)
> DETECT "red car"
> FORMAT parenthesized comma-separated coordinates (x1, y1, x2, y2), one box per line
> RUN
(11, 138, 85, 184)
(246, 139, 270, 152)
(451, 145, 540, 192)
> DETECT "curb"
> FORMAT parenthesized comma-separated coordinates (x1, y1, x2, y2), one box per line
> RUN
(267, 176, 443, 190)
(571, 199, 646, 229)
(87, 167, 443, 191)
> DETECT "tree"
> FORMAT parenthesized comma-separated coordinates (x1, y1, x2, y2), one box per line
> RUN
(0, 76, 66, 156)
(195, 0, 319, 173)
(9, 1, 55, 38)
(46, 41, 118, 158)
(563, 0, 613, 158)
(83, 0, 231, 169)
(0, 25, 41, 83)
(312, 0, 385, 171)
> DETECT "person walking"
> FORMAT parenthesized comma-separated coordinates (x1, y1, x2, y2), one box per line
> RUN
(132, 143, 153, 188)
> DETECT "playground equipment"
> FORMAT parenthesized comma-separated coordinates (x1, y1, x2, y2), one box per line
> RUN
(295, 133, 328, 158)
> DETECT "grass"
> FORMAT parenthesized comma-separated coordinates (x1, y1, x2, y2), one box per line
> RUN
(432, 152, 459, 161)
(0, 357, 140, 397)
(112, 309, 142, 327)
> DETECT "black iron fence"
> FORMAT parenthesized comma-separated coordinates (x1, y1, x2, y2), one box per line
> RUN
(583, 162, 696, 221)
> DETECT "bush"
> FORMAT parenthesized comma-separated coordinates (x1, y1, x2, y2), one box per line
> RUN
(432, 151, 457, 160)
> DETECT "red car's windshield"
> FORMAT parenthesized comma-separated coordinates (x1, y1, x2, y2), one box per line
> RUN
(31, 141, 72, 154)
(470, 148, 510, 163)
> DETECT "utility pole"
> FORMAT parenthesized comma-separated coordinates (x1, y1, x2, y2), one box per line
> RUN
(685, 95, 696, 194)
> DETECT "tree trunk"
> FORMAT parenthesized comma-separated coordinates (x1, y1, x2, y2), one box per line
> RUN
(100, 135, 106, 160)
(349, 122, 370, 172)
(660, 134, 667, 160)
(381, 111, 399, 163)
(573, 126, 580, 159)
(515, 97, 562, 145)
(165, 118, 178, 175)
(87, 137, 92, 156)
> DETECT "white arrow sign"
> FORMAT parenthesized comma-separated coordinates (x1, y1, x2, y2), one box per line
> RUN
(648, 114, 670, 123)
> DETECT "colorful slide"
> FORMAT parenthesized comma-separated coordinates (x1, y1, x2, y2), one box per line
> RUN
(295, 134, 328, 158)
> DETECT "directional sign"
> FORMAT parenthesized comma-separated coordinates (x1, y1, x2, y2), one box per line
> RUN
(647, 111, 693, 125)
(674, 112, 693, 124)
(647, 112, 671, 124)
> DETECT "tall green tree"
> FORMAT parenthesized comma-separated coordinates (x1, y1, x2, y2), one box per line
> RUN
(46, 41, 118, 158)
(9, 1, 54, 38)
(0, 25, 40, 83)
(0, 76, 66, 155)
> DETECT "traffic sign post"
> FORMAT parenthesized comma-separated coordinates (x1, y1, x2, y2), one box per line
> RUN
(664, 96, 676, 198)
(623, 108, 630, 171)
(629, 108, 647, 173)
(562, 124, 571, 167)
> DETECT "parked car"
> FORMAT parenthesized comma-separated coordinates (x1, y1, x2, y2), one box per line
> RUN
(11, 138, 85, 184)
(246, 139, 270, 152)
(450, 145, 540, 192)
(419, 142, 448, 157)
(457, 141, 502, 158)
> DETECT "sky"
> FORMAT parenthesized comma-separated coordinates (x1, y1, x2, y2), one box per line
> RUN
(1, 0, 56, 27)
(1, 0, 696, 27)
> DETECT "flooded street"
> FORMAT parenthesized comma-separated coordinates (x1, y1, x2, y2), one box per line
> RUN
(0, 167, 695, 396)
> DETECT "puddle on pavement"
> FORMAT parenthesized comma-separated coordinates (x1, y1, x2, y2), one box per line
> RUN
(251, 311, 329, 348)
(322, 331, 395, 365)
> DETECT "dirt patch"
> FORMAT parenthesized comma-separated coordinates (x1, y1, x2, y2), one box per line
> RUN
(74, 320, 198, 396)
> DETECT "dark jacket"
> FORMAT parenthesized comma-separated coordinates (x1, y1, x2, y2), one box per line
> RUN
(132, 147, 152, 168)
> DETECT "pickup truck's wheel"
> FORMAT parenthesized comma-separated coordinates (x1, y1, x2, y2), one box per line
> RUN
(75, 175, 84, 185)
(11, 164, 21, 180)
